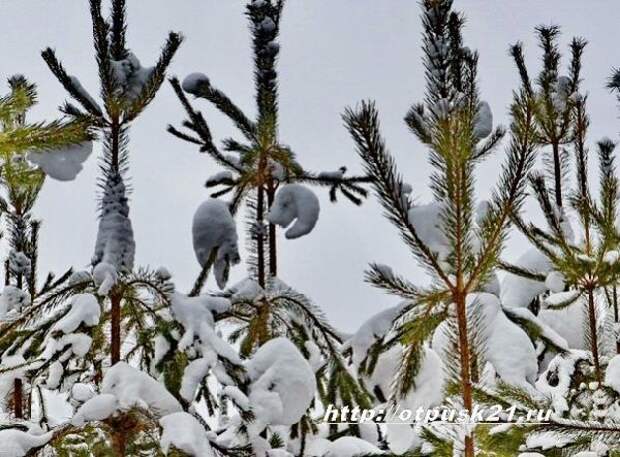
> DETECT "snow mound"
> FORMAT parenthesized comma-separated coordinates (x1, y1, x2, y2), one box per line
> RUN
(245, 337, 316, 426)
(170, 291, 231, 349)
(192, 198, 240, 289)
(160, 412, 215, 456)
(27, 141, 93, 181)
(324, 436, 382, 456)
(72, 393, 118, 426)
(0, 429, 53, 457)
(8, 250, 31, 277)
(101, 362, 182, 416)
(268, 184, 320, 239)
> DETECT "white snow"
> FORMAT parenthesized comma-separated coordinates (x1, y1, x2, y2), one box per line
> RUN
(604, 354, 620, 394)
(182, 72, 209, 94)
(192, 198, 240, 289)
(92, 174, 135, 294)
(535, 350, 589, 414)
(8, 250, 31, 277)
(110, 52, 153, 100)
(408, 201, 450, 262)
(474, 101, 493, 139)
(323, 437, 382, 456)
(346, 303, 405, 365)
(0, 286, 30, 319)
(27, 141, 93, 182)
(544, 290, 580, 308)
(501, 247, 551, 308)
(245, 337, 316, 426)
(206, 170, 234, 186)
(51, 293, 100, 334)
(160, 412, 215, 456)
(433, 293, 538, 389)
(0, 429, 53, 457)
(545, 271, 566, 293)
(72, 393, 118, 426)
(100, 362, 182, 416)
(268, 184, 320, 239)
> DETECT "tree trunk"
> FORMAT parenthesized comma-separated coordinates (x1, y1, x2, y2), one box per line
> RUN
(267, 180, 277, 278)
(587, 289, 602, 383)
(256, 186, 266, 288)
(13, 378, 23, 419)
(552, 141, 563, 208)
(613, 287, 620, 355)
(111, 291, 122, 365)
(455, 291, 475, 457)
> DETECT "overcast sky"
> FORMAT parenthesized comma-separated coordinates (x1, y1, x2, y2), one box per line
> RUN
(0, 0, 618, 332)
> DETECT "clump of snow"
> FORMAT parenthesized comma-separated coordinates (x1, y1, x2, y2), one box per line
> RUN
(101, 362, 182, 416)
(408, 201, 450, 262)
(473, 101, 493, 139)
(345, 303, 405, 365)
(0, 429, 53, 457)
(206, 170, 234, 187)
(268, 184, 320, 239)
(545, 271, 565, 293)
(192, 198, 240, 289)
(160, 412, 215, 456)
(110, 52, 153, 100)
(0, 286, 30, 319)
(51, 293, 100, 334)
(501, 247, 551, 308)
(92, 173, 135, 295)
(245, 337, 316, 426)
(318, 167, 346, 180)
(324, 437, 382, 457)
(170, 291, 231, 349)
(536, 350, 589, 414)
(604, 354, 620, 394)
(27, 141, 93, 181)
(8, 250, 31, 277)
(182, 72, 209, 94)
(433, 293, 538, 389)
(72, 393, 118, 426)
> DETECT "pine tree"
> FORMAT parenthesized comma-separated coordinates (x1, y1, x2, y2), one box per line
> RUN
(0, 75, 92, 422)
(41, 0, 182, 367)
(168, 0, 373, 446)
(343, 0, 537, 454)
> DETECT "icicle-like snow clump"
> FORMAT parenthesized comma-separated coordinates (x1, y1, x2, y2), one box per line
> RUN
(192, 198, 240, 289)
(92, 173, 135, 295)
(245, 337, 315, 426)
(27, 141, 93, 181)
(268, 184, 320, 239)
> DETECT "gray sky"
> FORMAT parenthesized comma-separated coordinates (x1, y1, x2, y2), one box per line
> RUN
(1, 0, 618, 332)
